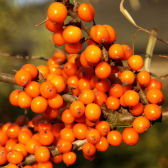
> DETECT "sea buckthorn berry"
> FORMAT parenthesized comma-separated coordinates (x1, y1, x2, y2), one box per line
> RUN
(70, 101, 85, 118)
(121, 44, 132, 60)
(37, 65, 49, 79)
(53, 50, 66, 65)
(5, 139, 16, 152)
(48, 94, 63, 109)
(108, 44, 125, 60)
(95, 79, 111, 93)
(57, 139, 72, 153)
(94, 91, 107, 106)
(96, 121, 110, 136)
(39, 130, 54, 146)
(23, 166, 33, 168)
(25, 81, 41, 98)
(18, 91, 32, 109)
(52, 31, 65, 46)
(47, 2, 67, 23)
(73, 123, 87, 140)
(0, 147, 7, 165)
(122, 128, 139, 146)
(86, 128, 101, 145)
(96, 137, 109, 152)
(103, 25, 116, 43)
(45, 20, 63, 32)
(0, 131, 8, 146)
(65, 42, 83, 54)
(144, 104, 161, 121)
(47, 58, 57, 67)
(52, 123, 64, 139)
(67, 76, 79, 88)
(15, 69, 31, 86)
(107, 131, 122, 146)
(146, 89, 164, 104)
(84, 45, 102, 64)
(83, 153, 96, 161)
(82, 142, 96, 156)
(109, 84, 124, 98)
(90, 25, 110, 43)
(2, 122, 11, 133)
(40, 81, 56, 99)
(63, 25, 82, 43)
(124, 90, 139, 106)
(120, 70, 135, 85)
(37, 161, 53, 168)
(85, 103, 101, 121)
(49, 66, 62, 76)
(45, 107, 59, 119)
(7, 151, 23, 164)
(137, 70, 151, 86)
(95, 62, 111, 79)
(133, 116, 150, 134)
(31, 96, 48, 113)
(52, 154, 63, 164)
(9, 89, 20, 106)
(63, 152, 77, 166)
(147, 79, 162, 90)
(25, 139, 40, 154)
(12, 143, 27, 157)
(68, 54, 78, 64)
(106, 96, 120, 110)
(60, 128, 75, 142)
(78, 78, 91, 90)
(79, 89, 95, 104)
(128, 55, 144, 71)
(61, 109, 75, 124)
(21, 64, 38, 79)
(35, 146, 50, 162)
(80, 51, 89, 68)
(18, 131, 32, 145)
(64, 62, 77, 76)
(129, 103, 144, 116)
(78, 3, 95, 22)
(7, 164, 19, 168)
(7, 124, 20, 139)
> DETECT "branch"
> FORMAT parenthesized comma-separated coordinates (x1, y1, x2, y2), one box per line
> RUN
(0, 72, 15, 84)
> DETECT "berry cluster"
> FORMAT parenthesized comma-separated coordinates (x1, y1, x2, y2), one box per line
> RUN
(0, 0, 165, 168)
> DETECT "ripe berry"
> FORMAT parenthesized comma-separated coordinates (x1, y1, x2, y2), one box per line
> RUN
(147, 79, 162, 90)
(146, 89, 163, 104)
(57, 139, 72, 153)
(53, 50, 66, 65)
(60, 128, 75, 142)
(109, 44, 125, 60)
(15, 70, 31, 86)
(120, 70, 135, 85)
(63, 152, 77, 165)
(35, 146, 50, 162)
(53, 31, 65, 46)
(128, 55, 144, 71)
(109, 84, 124, 98)
(9, 89, 20, 106)
(106, 96, 120, 110)
(7, 151, 23, 164)
(65, 42, 83, 54)
(61, 109, 75, 124)
(45, 20, 63, 32)
(86, 128, 101, 145)
(103, 25, 116, 43)
(37, 65, 49, 79)
(96, 137, 109, 152)
(18, 91, 32, 109)
(48, 94, 63, 109)
(95, 121, 110, 136)
(0, 147, 7, 165)
(79, 89, 95, 104)
(82, 142, 96, 156)
(73, 123, 87, 140)
(137, 70, 151, 86)
(121, 44, 132, 60)
(129, 103, 144, 116)
(21, 64, 38, 79)
(107, 131, 122, 146)
(124, 90, 139, 106)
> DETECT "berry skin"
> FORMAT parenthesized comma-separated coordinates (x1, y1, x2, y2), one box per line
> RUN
(18, 131, 32, 145)
(37, 65, 49, 79)
(122, 128, 139, 146)
(95, 62, 111, 79)
(25, 139, 40, 154)
(86, 128, 101, 145)
(53, 50, 66, 65)
(79, 89, 95, 105)
(64, 62, 77, 76)
(52, 31, 65, 46)
(78, 3, 95, 22)
(35, 146, 50, 162)
(37, 161, 53, 168)
(84, 45, 102, 64)
(106, 96, 120, 110)
(61, 109, 75, 124)
(31, 96, 48, 113)
(133, 116, 150, 133)
(94, 91, 107, 106)
(6, 165, 19, 168)
(60, 128, 75, 142)
(129, 103, 144, 116)
(0, 147, 7, 165)
(103, 25, 116, 43)
(109, 84, 124, 98)
(107, 131, 122, 146)
(12, 143, 27, 157)
(15, 69, 32, 86)
(7, 151, 23, 164)
(48, 94, 63, 109)
(7, 124, 20, 139)
(63, 25, 82, 43)
(96, 137, 109, 152)
(137, 70, 151, 86)
(9, 89, 20, 106)
(124, 90, 139, 106)
(57, 139, 72, 153)
(120, 70, 135, 85)
(144, 104, 162, 121)
(21, 64, 38, 79)
(63, 152, 77, 165)
(85, 103, 101, 121)
(128, 55, 144, 71)
(147, 79, 162, 90)
(67, 75, 79, 88)
(96, 121, 110, 136)
(51, 154, 63, 164)
(18, 92, 32, 109)
(39, 130, 54, 146)
(45, 107, 59, 119)
(108, 44, 125, 60)
(121, 44, 132, 60)
(65, 42, 83, 54)
(82, 142, 96, 156)
(47, 2, 67, 23)
(45, 20, 63, 32)
(0, 131, 8, 146)
(73, 123, 87, 140)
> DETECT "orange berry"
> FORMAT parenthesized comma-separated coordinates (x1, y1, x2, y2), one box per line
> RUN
(12, 143, 27, 157)
(64, 62, 77, 76)
(0, 131, 8, 146)
(121, 44, 132, 60)
(124, 90, 139, 106)
(94, 90, 107, 106)
(106, 96, 120, 110)
(128, 55, 144, 71)
(80, 51, 89, 68)
(9, 89, 20, 106)
(57, 139, 72, 153)
(18, 91, 32, 109)
(15, 70, 31, 86)
(0, 147, 7, 165)
(95, 79, 111, 93)
(31, 96, 48, 113)
(103, 25, 116, 43)
(7, 151, 23, 164)
(107, 131, 122, 146)
(129, 103, 144, 116)
(18, 131, 32, 145)
(53, 50, 66, 65)
(35, 146, 50, 162)
(5, 139, 16, 152)
(82, 142, 96, 156)
(6, 164, 19, 168)
(7, 124, 20, 139)
(63, 152, 77, 165)
(133, 116, 150, 133)
(109, 44, 125, 60)
(70, 101, 85, 118)
(73, 123, 87, 140)
(147, 79, 162, 90)
(37, 161, 53, 168)
(37, 65, 49, 79)
(45, 20, 63, 32)
(79, 89, 95, 104)
(51, 154, 62, 164)
(96, 121, 110, 136)
(52, 31, 65, 46)
(63, 25, 82, 43)
(47, 2, 67, 23)
(95, 62, 111, 79)
(45, 107, 59, 119)
(48, 94, 63, 109)
(39, 130, 54, 146)
(96, 137, 109, 152)
(78, 3, 95, 22)
(67, 75, 79, 88)
(109, 84, 124, 98)
(60, 128, 75, 142)
(122, 128, 139, 146)
(120, 70, 135, 85)
(61, 109, 75, 124)
(84, 45, 102, 64)
(86, 128, 100, 145)
(21, 64, 38, 79)
(25, 139, 40, 154)
(85, 103, 101, 121)
(65, 42, 82, 54)
(78, 78, 91, 90)
(137, 70, 151, 86)
(146, 89, 163, 104)
(144, 104, 161, 121)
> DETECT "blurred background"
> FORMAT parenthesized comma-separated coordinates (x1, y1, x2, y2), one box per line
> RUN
(0, 0, 168, 168)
